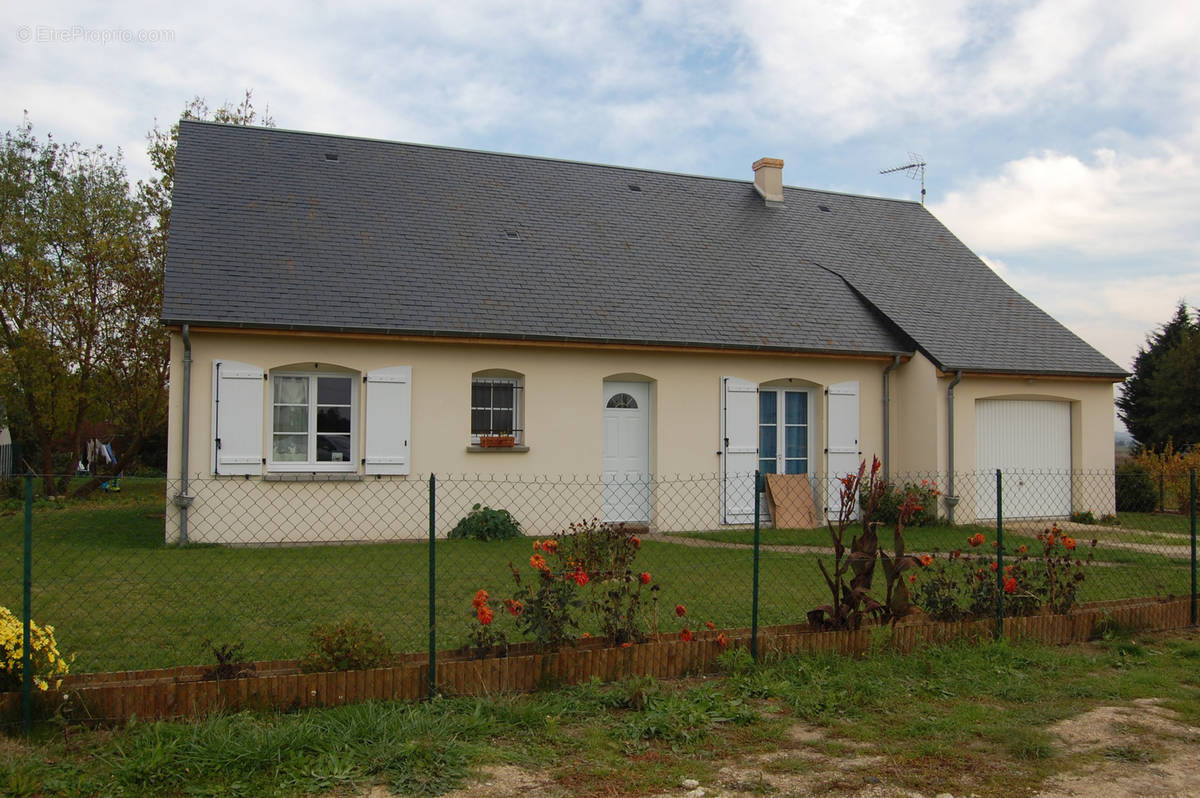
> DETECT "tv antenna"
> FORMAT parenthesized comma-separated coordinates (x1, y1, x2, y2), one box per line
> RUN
(880, 153, 926, 204)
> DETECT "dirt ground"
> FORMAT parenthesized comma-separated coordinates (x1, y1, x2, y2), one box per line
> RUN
(386, 696, 1200, 798)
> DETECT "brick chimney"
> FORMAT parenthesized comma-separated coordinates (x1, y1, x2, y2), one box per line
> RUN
(752, 157, 784, 207)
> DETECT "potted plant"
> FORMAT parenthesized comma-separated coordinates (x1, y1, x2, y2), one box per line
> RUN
(479, 434, 516, 448)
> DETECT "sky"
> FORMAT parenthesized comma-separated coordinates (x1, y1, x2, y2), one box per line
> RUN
(3, 0, 1198, 422)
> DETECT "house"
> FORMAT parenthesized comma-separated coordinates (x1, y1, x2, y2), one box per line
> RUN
(161, 121, 1126, 544)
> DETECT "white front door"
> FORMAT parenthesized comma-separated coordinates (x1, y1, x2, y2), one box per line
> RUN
(602, 381, 651, 523)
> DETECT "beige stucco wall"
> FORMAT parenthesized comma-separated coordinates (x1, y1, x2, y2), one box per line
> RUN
(166, 331, 894, 543)
(888, 351, 1118, 520)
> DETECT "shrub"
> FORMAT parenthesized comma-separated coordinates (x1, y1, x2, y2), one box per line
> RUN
(199, 639, 254, 681)
(449, 504, 523, 541)
(1115, 463, 1157, 512)
(1069, 510, 1097, 525)
(862, 479, 942, 527)
(299, 619, 394, 672)
(0, 605, 71, 692)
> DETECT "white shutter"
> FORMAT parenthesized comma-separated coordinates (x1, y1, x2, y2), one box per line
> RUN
(364, 366, 412, 475)
(212, 360, 264, 475)
(721, 376, 759, 523)
(826, 380, 860, 520)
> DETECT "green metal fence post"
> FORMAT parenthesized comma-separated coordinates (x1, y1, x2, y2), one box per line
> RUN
(22, 472, 33, 734)
(751, 470, 762, 662)
(428, 473, 437, 699)
(995, 468, 1004, 640)
(1190, 469, 1196, 627)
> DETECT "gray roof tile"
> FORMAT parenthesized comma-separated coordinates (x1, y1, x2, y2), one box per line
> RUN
(163, 121, 1125, 377)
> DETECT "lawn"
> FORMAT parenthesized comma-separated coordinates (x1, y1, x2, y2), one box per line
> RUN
(0, 480, 1191, 674)
(3, 629, 1199, 797)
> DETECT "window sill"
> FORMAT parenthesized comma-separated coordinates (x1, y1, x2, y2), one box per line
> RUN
(264, 472, 365, 482)
(465, 445, 530, 453)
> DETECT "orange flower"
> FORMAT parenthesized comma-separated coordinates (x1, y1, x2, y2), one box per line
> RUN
(908, 573, 917, 583)
(1003, 565, 1013, 575)
(472, 589, 489, 609)
(1018, 545, 1027, 555)
(1046, 533, 1056, 547)
(1063, 536, 1076, 550)
(504, 598, 523, 616)
(675, 604, 687, 617)
(968, 533, 985, 547)
(920, 554, 933, 567)
(630, 536, 641, 549)
(477, 606, 494, 625)
(716, 633, 728, 647)
(1004, 577, 1017, 594)
(532, 540, 542, 552)
(705, 621, 716, 630)
(541, 539, 559, 554)
(680, 628, 693, 642)
(639, 572, 652, 584)
(529, 554, 548, 571)
(621, 641, 632, 648)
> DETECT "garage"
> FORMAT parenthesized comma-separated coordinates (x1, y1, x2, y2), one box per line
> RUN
(975, 399, 1072, 519)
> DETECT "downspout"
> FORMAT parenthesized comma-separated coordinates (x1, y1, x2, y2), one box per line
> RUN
(172, 325, 194, 543)
(881, 355, 901, 482)
(944, 370, 964, 524)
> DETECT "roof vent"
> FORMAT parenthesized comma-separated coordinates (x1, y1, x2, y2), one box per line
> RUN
(818, 205, 831, 213)
(324, 153, 339, 162)
(752, 158, 784, 207)
(628, 184, 641, 192)
(503, 230, 522, 241)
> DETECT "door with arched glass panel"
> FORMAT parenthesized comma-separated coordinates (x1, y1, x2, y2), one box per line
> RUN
(601, 381, 651, 523)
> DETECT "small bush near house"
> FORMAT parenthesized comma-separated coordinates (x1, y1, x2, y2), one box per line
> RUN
(1069, 510, 1097, 525)
(449, 504, 524, 541)
(0, 605, 71, 692)
(1116, 463, 1157, 512)
(299, 619, 394, 673)
(199, 638, 255, 681)
(862, 479, 942, 527)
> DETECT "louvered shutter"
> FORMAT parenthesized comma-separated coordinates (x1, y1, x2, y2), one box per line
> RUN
(212, 360, 264, 475)
(721, 376, 759, 523)
(364, 366, 412, 475)
(826, 380, 861, 519)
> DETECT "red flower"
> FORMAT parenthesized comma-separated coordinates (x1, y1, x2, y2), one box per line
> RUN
(572, 568, 589, 586)
(543, 539, 559, 554)
(920, 554, 933, 567)
(908, 573, 917, 583)
(1046, 533, 1056, 547)
(621, 641, 632, 648)
(639, 572, 652, 585)
(472, 589, 489, 609)
(675, 604, 687, 617)
(1004, 577, 1017, 594)
(705, 621, 716, 630)
(529, 554, 548, 571)
(680, 628, 693, 642)
(716, 633, 728, 647)
(477, 606, 494, 625)
(504, 598, 523, 616)
(871, 456, 882, 475)
(630, 536, 641, 549)
(1018, 545, 1028, 555)
(968, 533, 985, 547)
(990, 561, 998, 572)
(1063, 536, 1076, 550)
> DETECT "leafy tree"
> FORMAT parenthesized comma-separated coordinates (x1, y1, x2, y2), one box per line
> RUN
(1117, 301, 1199, 451)
(0, 93, 273, 493)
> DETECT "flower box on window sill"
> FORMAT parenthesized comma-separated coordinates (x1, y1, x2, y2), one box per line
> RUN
(478, 435, 516, 448)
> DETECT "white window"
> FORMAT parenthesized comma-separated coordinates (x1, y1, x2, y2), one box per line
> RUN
(758, 388, 811, 475)
(269, 371, 357, 471)
(471, 375, 523, 444)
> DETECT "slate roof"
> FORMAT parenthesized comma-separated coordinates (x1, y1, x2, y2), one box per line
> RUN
(163, 121, 1125, 377)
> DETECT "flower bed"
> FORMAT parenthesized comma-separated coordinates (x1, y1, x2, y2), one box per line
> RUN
(2, 596, 1192, 727)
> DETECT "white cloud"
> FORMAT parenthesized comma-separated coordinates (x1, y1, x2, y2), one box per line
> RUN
(931, 134, 1200, 259)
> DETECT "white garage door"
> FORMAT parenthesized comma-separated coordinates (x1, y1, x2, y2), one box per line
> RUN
(975, 399, 1071, 519)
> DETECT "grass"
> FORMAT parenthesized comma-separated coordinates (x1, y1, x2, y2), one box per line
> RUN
(0, 480, 1193, 673)
(3, 629, 1199, 797)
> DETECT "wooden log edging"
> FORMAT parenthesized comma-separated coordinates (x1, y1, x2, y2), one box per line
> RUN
(2, 596, 1193, 726)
